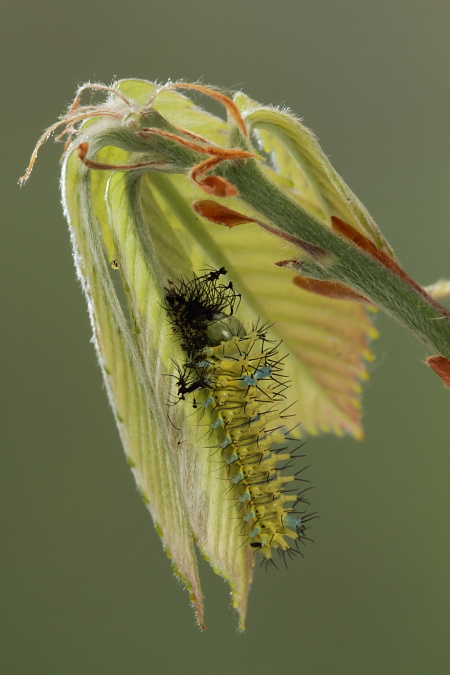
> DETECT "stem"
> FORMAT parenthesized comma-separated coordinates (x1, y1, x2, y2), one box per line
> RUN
(222, 155, 450, 359)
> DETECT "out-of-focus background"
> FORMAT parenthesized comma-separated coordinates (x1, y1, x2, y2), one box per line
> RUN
(3, 1, 450, 673)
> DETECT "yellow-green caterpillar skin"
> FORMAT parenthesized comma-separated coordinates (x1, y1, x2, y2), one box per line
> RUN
(201, 332, 309, 559)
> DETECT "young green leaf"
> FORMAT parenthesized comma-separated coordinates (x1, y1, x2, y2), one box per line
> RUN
(21, 78, 449, 627)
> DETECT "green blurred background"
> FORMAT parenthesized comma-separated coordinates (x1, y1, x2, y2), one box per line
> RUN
(3, 1, 450, 673)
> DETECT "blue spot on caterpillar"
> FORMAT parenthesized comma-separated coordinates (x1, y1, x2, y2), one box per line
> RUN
(164, 268, 315, 564)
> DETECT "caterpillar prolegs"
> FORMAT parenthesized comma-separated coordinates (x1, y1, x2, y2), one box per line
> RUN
(164, 269, 314, 562)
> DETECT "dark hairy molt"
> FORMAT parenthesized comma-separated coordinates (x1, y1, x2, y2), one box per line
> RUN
(164, 268, 241, 360)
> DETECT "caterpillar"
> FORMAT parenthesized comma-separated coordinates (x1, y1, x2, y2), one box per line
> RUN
(164, 268, 314, 563)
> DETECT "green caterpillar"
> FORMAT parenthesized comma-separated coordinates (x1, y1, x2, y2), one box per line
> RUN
(164, 268, 314, 562)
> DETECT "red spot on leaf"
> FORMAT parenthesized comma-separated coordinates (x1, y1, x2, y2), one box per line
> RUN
(77, 142, 89, 160)
(196, 176, 238, 197)
(293, 275, 369, 302)
(331, 216, 450, 319)
(193, 200, 254, 226)
(426, 355, 450, 387)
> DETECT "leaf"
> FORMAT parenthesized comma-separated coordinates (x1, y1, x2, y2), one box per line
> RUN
(62, 149, 210, 627)
(62, 131, 257, 628)
(24, 78, 383, 628)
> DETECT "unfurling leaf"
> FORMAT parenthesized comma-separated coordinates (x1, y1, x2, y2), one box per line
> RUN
(21, 78, 449, 628)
